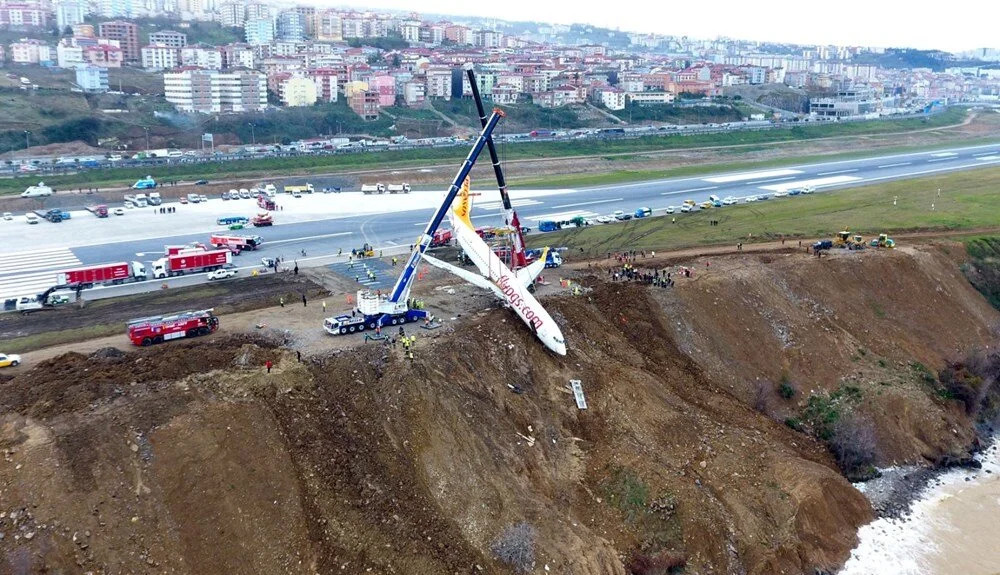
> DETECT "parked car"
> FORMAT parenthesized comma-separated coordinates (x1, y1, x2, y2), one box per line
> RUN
(207, 268, 239, 280)
(664, 206, 676, 214)
(773, 190, 788, 198)
(2, 212, 12, 220)
(291, 190, 302, 198)
(199, 194, 208, 202)
(800, 186, 815, 194)
(179, 196, 189, 204)
(679, 205, 692, 213)
(239, 189, 252, 199)
(0, 353, 21, 368)
(722, 196, 738, 205)
(25, 213, 39, 224)
(595, 215, 613, 224)
(194, 179, 209, 185)
(112, 207, 125, 216)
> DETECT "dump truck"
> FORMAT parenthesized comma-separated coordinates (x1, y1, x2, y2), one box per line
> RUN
(284, 183, 314, 194)
(387, 183, 411, 194)
(361, 183, 386, 194)
(127, 309, 219, 346)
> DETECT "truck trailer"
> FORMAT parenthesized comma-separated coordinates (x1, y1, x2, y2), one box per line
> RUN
(56, 261, 147, 288)
(210, 234, 262, 253)
(387, 183, 411, 194)
(151, 250, 231, 279)
(127, 309, 219, 346)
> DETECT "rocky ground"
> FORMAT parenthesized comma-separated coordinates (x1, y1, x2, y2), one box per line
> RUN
(0, 242, 996, 575)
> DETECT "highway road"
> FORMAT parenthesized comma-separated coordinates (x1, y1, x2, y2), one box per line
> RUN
(2, 141, 999, 303)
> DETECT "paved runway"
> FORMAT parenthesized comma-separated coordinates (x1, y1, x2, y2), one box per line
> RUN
(1, 141, 999, 301)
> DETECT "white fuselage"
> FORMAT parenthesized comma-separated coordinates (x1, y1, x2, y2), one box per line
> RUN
(450, 212, 567, 355)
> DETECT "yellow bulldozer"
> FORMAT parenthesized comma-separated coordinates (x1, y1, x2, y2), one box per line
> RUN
(835, 230, 867, 250)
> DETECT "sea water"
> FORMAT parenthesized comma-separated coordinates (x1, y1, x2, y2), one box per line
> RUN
(840, 441, 1000, 575)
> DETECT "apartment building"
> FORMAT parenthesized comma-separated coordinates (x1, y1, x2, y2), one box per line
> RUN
(0, 2, 49, 27)
(244, 18, 274, 46)
(308, 68, 338, 102)
(149, 30, 187, 48)
(280, 76, 317, 106)
(164, 68, 267, 113)
(141, 44, 179, 69)
(348, 90, 379, 120)
(56, 40, 84, 67)
(314, 10, 342, 41)
(218, 2, 243, 27)
(180, 45, 221, 69)
(9, 39, 51, 64)
(219, 44, 254, 69)
(72, 23, 94, 37)
(75, 64, 108, 92)
(84, 43, 122, 67)
(276, 10, 304, 42)
(598, 87, 626, 110)
(244, 2, 269, 21)
(55, 0, 86, 29)
(98, 20, 139, 62)
(293, 6, 314, 36)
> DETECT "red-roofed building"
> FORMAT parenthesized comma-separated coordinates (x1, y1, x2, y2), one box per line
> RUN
(84, 44, 123, 67)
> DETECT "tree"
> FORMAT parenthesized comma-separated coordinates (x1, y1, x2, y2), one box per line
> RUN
(390, 53, 401, 68)
(63, 25, 74, 36)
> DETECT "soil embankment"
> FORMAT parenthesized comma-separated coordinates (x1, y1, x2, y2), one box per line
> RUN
(0, 244, 995, 574)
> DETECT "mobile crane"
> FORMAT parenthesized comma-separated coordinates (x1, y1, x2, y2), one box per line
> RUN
(323, 107, 507, 335)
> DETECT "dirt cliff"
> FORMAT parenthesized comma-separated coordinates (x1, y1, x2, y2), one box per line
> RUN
(0, 244, 993, 575)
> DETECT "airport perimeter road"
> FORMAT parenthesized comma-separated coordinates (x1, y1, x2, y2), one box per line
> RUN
(1, 142, 999, 301)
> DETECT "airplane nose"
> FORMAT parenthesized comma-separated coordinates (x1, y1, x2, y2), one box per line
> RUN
(550, 337, 567, 356)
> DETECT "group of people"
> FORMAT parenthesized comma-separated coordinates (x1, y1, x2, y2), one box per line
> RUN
(608, 262, 684, 287)
(608, 250, 653, 264)
(155, 207, 177, 213)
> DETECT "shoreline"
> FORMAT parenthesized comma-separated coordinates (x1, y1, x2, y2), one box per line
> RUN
(840, 433, 1000, 574)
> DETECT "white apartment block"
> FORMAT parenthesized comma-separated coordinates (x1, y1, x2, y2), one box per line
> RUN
(218, 2, 243, 27)
(164, 69, 267, 113)
(244, 18, 274, 45)
(55, 0, 86, 29)
(180, 46, 222, 69)
(424, 69, 451, 99)
(600, 88, 626, 110)
(56, 42, 84, 68)
(315, 10, 342, 41)
(627, 92, 675, 105)
(142, 45, 180, 70)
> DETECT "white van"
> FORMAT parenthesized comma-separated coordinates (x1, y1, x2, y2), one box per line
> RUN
(21, 182, 53, 198)
(187, 193, 201, 203)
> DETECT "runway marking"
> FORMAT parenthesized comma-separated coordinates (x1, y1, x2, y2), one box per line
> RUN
(703, 168, 803, 183)
(663, 186, 718, 195)
(877, 162, 911, 168)
(0, 247, 81, 276)
(475, 199, 540, 211)
(0, 271, 60, 300)
(747, 176, 797, 185)
(817, 169, 859, 176)
(976, 155, 1000, 161)
(973, 152, 997, 157)
(930, 152, 957, 157)
(758, 175, 862, 192)
(927, 157, 955, 162)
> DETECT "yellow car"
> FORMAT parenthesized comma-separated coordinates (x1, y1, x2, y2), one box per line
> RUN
(0, 353, 22, 368)
(700, 201, 713, 209)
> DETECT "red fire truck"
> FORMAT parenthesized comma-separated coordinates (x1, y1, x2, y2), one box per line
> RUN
(126, 309, 219, 346)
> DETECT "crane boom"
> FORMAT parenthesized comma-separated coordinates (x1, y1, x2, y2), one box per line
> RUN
(387, 107, 506, 303)
(464, 64, 529, 269)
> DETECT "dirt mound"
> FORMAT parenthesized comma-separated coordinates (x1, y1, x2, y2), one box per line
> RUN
(0, 244, 993, 574)
(88, 346, 126, 362)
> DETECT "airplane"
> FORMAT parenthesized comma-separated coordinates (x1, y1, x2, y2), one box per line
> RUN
(421, 178, 566, 355)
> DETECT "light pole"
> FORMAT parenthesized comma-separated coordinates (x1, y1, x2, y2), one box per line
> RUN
(143, 127, 149, 151)
(24, 130, 30, 152)
(248, 122, 256, 145)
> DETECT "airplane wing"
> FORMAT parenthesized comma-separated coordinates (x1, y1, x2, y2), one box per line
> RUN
(421, 252, 505, 300)
(516, 247, 548, 289)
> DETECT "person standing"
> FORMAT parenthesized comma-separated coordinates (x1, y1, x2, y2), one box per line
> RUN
(302, 294, 307, 307)
(266, 360, 273, 373)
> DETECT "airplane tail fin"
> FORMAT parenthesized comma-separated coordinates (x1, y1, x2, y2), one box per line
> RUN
(450, 176, 474, 230)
